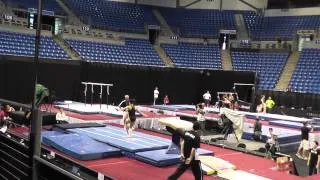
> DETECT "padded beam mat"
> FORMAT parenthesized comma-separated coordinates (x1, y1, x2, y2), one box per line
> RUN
(218, 169, 271, 180)
(42, 131, 121, 160)
(54, 123, 105, 130)
(269, 120, 320, 131)
(199, 156, 236, 173)
(134, 148, 214, 167)
(68, 126, 171, 152)
(159, 118, 193, 131)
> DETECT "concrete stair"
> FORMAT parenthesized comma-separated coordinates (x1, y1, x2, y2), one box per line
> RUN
(234, 14, 249, 40)
(275, 51, 300, 90)
(221, 50, 233, 70)
(53, 35, 81, 60)
(56, 0, 83, 26)
(153, 45, 174, 67)
(152, 9, 175, 36)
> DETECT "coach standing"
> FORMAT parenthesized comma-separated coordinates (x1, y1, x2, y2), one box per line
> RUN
(168, 122, 203, 180)
(153, 87, 159, 105)
(203, 91, 211, 107)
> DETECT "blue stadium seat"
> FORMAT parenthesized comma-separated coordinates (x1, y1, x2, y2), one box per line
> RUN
(289, 48, 320, 94)
(231, 51, 288, 90)
(243, 12, 320, 40)
(0, 31, 69, 59)
(63, 0, 159, 33)
(159, 8, 241, 38)
(66, 38, 164, 66)
(4, 0, 65, 15)
(161, 43, 222, 69)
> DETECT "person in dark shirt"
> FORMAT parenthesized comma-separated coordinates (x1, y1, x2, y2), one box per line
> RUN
(296, 122, 313, 160)
(168, 122, 202, 180)
(307, 141, 320, 175)
(253, 119, 262, 141)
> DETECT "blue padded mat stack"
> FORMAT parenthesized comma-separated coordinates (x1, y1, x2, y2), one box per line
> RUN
(42, 131, 122, 160)
(54, 123, 105, 130)
(134, 148, 214, 167)
(242, 125, 301, 153)
(68, 126, 171, 152)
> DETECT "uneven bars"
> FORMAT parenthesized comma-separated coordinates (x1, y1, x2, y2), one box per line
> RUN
(81, 82, 114, 86)
(234, 83, 254, 86)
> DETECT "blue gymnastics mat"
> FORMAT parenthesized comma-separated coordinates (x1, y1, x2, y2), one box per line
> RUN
(243, 125, 301, 144)
(269, 120, 320, 131)
(68, 126, 171, 152)
(152, 105, 195, 111)
(53, 123, 105, 130)
(42, 131, 122, 160)
(134, 148, 214, 167)
(42, 131, 65, 146)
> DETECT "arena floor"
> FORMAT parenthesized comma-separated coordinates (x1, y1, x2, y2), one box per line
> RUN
(8, 103, 320, 179)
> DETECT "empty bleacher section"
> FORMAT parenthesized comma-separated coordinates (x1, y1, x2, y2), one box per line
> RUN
(159, 8, 236, 38)
(63, 0, 158, 33)
(161, 43, 222, 69)
(289, 48, 320, 94)
(244, 12, 320, 40)
(0, 31, 69, 59)
(66, 38, 164, 66)
(4, 0, 65, 15)
(232, 51, 288, 90)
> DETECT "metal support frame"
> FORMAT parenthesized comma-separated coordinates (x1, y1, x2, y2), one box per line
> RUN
(29, 0, 42, 179)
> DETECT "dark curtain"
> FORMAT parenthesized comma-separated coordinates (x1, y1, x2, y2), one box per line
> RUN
(0, 57, 255, 105)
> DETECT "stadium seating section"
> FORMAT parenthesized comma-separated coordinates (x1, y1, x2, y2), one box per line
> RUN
(66, 38, 164, 66)
(161, 43, 222, 69)
(244, 12, 320, 40)
(289, 48, 320, 94)
(1, 0, 320, 94)
(232, 51, 288, 90)
(4, 0, 65, 15)
(159, 8, 236, 37)
(63, 0, 158, 33)
(0, 31, 69, 59)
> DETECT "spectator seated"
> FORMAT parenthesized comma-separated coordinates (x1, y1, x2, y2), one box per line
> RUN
(0, 31, 69, 59)
(232, 51, 288, 90)
(289, 48, 320, 94)
(66, 38, 164, 66)
(161, 43, 222, 69)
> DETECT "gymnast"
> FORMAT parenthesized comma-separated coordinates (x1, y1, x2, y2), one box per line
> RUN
(118, 95, 130, 126)
(122, 99, 144, 138)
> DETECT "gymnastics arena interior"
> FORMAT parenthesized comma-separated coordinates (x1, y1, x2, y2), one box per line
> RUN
(1, 0, 320, 179)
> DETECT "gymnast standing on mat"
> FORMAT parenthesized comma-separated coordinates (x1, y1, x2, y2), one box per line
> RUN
(118, 95, 130, 125)
(123, 99, 144, 138)
(168, 122, 202, 180)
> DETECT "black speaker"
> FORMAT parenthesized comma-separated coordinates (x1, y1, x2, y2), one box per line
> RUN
(10, 111, 56, 126)
(41, 112, 57, 126)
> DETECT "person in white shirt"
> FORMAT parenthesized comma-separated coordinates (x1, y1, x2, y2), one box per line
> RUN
(56, 108, 67, 122)
(153, 87, 159, 105)
(203, 91, 211, 107)
(196, 103, 206, 136)
(265, 128, 277, 159)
